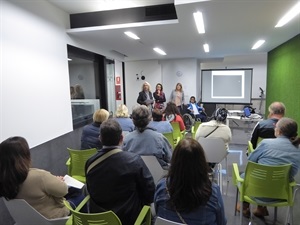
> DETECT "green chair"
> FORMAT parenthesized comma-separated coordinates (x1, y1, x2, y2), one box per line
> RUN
(171, 122, 186, 140)
(247, 141, 254, 155)
(66, 148, 97, 183)
(232, 161, 296, 225)
(64, 195, 151, 225)
(163, 132, 180, 150)
(191, 121, 201, 139)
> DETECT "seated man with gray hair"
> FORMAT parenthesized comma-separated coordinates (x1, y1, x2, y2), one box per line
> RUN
(123, 105, 172, 168)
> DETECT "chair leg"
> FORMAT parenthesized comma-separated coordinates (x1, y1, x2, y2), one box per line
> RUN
(234, 187, 238, 216)
(225, 156, 229, 195)
(273, 207, 277, 225)
(239, 200, 243, 225)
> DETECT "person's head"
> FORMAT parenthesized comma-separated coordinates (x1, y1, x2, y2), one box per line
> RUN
(131, 105, 151, 132)
(115, 104, 129, 118)
(93, 109, 109, 123)
(164, 102, 181, 118)
(175, 83, 182, 92)
(213, 108, 227, 123)
(275, 117, 300, 147)
(0, 136, 31, 199)
(268, 102, 285, 119)
(99, 119, 123, 146)
(190, 96, 196, 103)
(155, 83, 163, 92)
(152, 109, 163, 121)
(167, 138, 212, 212)
(142, 81, 151, 92)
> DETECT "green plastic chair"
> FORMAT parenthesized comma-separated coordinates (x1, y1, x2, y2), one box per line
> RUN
(171, 122, 186, 140)
(247, 141, 254, 155)
(232, 161, 296, 225)
(191, 121, 201, 139)
(66, 148, 97, 183)
(64, 195, 151, 225)
(163, 132, 180, 150)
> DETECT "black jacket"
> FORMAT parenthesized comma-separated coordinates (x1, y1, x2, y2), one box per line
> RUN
(85, 148, 155, 225)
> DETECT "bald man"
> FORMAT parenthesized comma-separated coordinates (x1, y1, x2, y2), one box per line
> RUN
(250, 102, 285, 149)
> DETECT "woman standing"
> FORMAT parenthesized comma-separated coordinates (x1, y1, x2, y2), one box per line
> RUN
(137, 81, 154, 110)
(153, 83, 166, 110)
(154, 138, 227, 225)
(170, 83, 184, 114)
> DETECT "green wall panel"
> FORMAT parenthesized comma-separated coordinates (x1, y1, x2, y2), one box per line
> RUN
(267, 34, 300, 133)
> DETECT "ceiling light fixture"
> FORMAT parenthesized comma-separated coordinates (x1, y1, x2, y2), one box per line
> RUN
(275, 2, 300, 27)
(124, 31, 140, 40)
(252, 40, 265, 50)
(203, 44, 209, 52)
(153, 47, 166, 55)
(193, 11, 205, 34)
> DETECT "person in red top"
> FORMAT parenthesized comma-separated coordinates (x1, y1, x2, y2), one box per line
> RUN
(163, 102, 185, 131)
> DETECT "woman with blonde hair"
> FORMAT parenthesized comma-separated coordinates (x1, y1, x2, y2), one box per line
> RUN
(80, 109, 109, 149)
(137, 81, 154, 109)
(114, 104, 134, 132)
(170, 83, 184, 114)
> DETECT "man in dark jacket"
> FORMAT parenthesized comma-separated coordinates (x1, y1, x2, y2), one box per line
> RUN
(250, 101, 285, 149)
(85, 119, 155, 225)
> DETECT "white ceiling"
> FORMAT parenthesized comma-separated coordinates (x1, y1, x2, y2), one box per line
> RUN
(49, 0, 300, 61)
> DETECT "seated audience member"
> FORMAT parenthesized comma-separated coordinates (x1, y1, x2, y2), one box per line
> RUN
(114, 104, 134, 132)
(149, 109, 173, 133)
(0, 136, 84, 219)
(187, 96, 207, 122)
(250, 101, 285, 149)
(81, 109, 109, 150)
(239, 117, 300, 218)
(163, 102, 185, 131)
(155, 138, 227, 225)
(123, 105, 172, 168)
(85, 119, 155, 225)
(195, 108, 232, 151)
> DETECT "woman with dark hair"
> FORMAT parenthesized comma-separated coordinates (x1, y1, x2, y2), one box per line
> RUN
(154, 138, 227, 225)
(163, 102, 185, 131)
(0, 137, 84, 219)
(153, 83, 166, 110)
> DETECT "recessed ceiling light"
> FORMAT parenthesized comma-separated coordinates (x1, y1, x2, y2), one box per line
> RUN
(153, 48, 166, 55)
(124, 31, 140, 40)
(275, 2, 300, 27)
(203, 44, 209, 52)
(193, 11, 205, 34)
(252, 40, 265, 50)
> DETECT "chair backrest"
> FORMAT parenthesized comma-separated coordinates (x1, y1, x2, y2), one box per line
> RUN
(197, 137, 227, 163)
(3, 198, 69, 225)
(155, 217, 185, 225)
(141, 155, 166, 184)
(243, 161, 292, 203)
(64, 199, 122, 225)
(170, 122, 184, 139)
(247, 141, 254, 154)
(67, 148, 97, 182)
(191, 121, 201, 139)
(163, 132, 175, 149)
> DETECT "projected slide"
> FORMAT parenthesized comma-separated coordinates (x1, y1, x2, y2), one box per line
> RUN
(201, 69, 252, 104)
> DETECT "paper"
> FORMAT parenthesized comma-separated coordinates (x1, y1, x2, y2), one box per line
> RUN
(63, 175, 84, 189)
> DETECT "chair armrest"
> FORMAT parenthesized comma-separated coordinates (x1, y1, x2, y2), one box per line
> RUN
(174, 136, 180, 145)
(66, 158, 70, 166)
(74, 195, 90, 212)
(134, 205, 151, 225)
(232, 163, 244, 185)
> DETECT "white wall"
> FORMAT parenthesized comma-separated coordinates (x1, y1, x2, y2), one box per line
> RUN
(1, 0, 72, 147)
